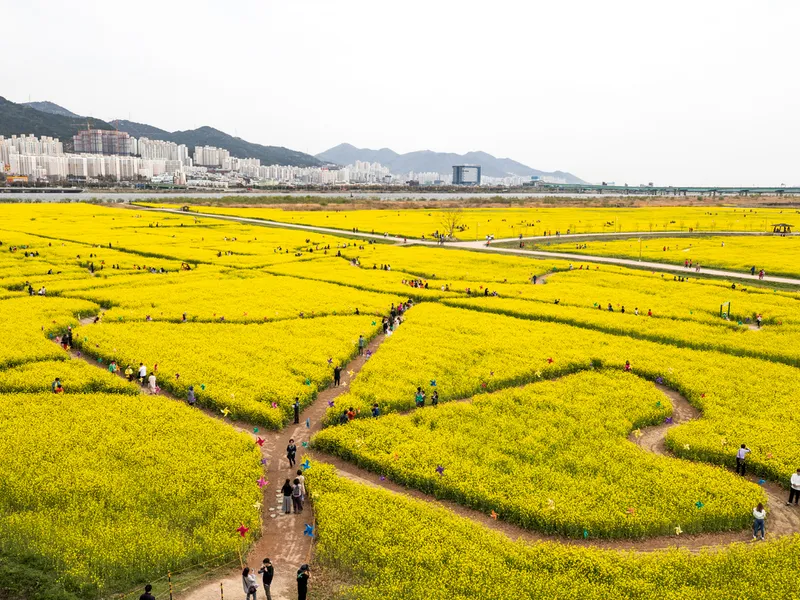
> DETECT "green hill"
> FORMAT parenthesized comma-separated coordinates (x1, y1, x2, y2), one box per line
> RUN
(0, 97, 113, 146)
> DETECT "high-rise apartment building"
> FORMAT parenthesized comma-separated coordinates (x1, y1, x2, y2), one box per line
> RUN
(72, 129, 134, 155)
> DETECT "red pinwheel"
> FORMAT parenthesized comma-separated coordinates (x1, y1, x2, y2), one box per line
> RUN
(547, 357, 554, 364)
(236, 524, 249, 537)
(255, 437, 265, 447)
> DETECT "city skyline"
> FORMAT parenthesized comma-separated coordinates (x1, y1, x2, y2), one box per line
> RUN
(4, 0, 800, 186)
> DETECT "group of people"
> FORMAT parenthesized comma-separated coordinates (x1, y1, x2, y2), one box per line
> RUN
(734, 444, 800, 540)
(140, 558, 308, 600)
(750, 266, 766, 279)
(414, 387, 439, 408)
(601, 304, 652, 317)
(280, 470, 307, 515)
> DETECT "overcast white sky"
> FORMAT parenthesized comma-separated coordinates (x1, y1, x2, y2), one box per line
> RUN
(3, 0, 799, 186)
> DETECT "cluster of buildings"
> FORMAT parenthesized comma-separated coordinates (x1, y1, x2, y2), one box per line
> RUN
(1, 130, 557, 188)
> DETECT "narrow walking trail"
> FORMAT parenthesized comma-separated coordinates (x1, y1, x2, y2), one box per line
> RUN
(309, 382, 800, 553)
(51, 315, 800, 595)
(55, 314, 388, 600)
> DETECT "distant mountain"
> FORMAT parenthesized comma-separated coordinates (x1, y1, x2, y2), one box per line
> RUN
(22, 101, 81, 118)
(317, 143, 585, 183)
(0, 97, 113, 145)
(111, 120, 322, 168)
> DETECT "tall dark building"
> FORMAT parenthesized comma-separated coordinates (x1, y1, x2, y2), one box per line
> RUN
(452, 165, 481, 185)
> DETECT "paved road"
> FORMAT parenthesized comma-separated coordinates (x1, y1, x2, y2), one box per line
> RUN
(142, 207, 800, 286)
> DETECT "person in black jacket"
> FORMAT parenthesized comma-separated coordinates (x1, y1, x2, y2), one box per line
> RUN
(286, 439, 297, 468)
(333, 365, 341, 387)
(293, 398, 300, 424)
(297, 564, 310, 600)
(258, 558, 274, 600)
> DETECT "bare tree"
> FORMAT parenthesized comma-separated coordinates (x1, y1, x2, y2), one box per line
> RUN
(440, 208, 465, 240)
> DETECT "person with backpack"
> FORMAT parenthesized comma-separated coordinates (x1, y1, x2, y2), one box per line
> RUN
(286, 439, 297, 468)
(291, 478, 304, 513)
(242, 566, 258, 600)
(281, 479, 293, 514)
(258, 559, 274, 600)
(297, 564, 310, 600)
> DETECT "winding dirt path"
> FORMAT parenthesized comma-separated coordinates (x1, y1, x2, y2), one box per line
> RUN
(310, 383, 800, 552)
(51, 320, 800, 594)
(55, 315, 389, 600)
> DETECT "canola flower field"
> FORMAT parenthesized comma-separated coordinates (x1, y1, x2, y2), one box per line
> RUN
(533, 234, 800, 279)
(154, 203, 796, 239)
(1, 202, 799, 599)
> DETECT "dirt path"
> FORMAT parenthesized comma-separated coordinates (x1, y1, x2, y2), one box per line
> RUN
(138, 206, 800, 287)
(51, 319, 800, 592)
(55, 316, 388, 600)
(174, 333, 386, 600)
(310, 383, 800, 552)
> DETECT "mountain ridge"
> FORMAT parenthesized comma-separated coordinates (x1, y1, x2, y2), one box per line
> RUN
(0, 97, 114, 146)
(6, 98, 322, 167)
(317, 142, 585, 183)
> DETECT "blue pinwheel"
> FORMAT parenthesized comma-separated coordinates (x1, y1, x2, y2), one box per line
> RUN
(304, 524, 314, 537)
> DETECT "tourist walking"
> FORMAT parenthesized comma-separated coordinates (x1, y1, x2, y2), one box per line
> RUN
(756, 314, 763, 328)
(125, 365, 134, 381)
(281, 479, 293, 514)
(752, 503, 766, 540)
(736, 444, 751, 475)
(297, 564, 310, 600)
(291, 478, 304, 513)
(286, 439, 297, 468)
(243, 566, 258, 600)
(293, 397, 300, 424)
(138, 363, 147, 383)
(431, 390, 439, 406)
(415, 387, 425, 408)
(258, 559, 274, 600)
(187, 385, 196, 407)
(148, 373, 157, 394)
(788, 468, 800, 505)
(371, 403, 380, 417)
(358, 334, 365, 356)
(333, 365, 341, 386)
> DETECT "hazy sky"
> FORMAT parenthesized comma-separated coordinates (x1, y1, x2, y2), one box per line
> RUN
(4, 0, 799, 186)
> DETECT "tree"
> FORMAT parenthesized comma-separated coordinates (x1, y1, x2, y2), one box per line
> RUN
(440, 208, 465, 240)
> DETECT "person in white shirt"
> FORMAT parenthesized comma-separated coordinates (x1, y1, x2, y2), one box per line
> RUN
(752, 503, 766, 540)
(138, 363, 147, 383)
(148, 373, 157, 394)
(788, 468, 800, 505)
(736, 444, 751, 476)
